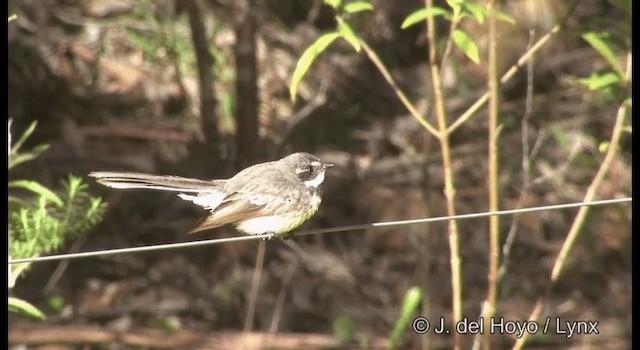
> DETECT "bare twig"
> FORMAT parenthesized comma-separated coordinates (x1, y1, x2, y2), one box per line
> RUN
(513, 52, 631, 350)
(359, 40, 438, 137)
(482, 2, 500, 349)
(44, 234, 88, 293)
(447, 2, 578, 134)
(276, 79, 329, 151)
(244, 240, 266, 332)
(497, 29, 536, 282)
(425, 0, 462, 348)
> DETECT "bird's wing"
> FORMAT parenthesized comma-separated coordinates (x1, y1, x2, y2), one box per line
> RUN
(187, 191, 288, 234)
(177, 191, 226, 211)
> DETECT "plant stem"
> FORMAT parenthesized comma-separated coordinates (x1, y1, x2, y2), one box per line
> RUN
(513, 52, 631, 350)
(483, 1, 500, 349)
(359, 40, 439, 137)
(425, 0, 462, 349)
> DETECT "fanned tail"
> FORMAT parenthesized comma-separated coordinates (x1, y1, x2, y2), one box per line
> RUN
(89, 172, 222, 193)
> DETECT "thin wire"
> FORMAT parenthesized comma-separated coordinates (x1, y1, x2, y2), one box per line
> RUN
(8, 197, 631, 265)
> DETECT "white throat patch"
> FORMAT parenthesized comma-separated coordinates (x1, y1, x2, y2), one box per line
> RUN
(304, 170, 325, 188)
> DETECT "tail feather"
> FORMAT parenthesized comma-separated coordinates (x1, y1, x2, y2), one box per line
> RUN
(89, 172, 222, 193)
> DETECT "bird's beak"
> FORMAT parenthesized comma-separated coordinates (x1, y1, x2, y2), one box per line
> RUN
(324, 163, 335, 169)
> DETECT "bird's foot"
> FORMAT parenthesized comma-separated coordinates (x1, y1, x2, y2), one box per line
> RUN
(261, 232, 294, 240)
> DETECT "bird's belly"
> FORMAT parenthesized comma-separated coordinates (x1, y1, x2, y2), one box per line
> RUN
(236, 215, 297, 235)
(236, 194, 321, 235)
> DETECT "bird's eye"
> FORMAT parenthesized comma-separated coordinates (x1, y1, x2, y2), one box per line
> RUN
(307, 164, 315, 173)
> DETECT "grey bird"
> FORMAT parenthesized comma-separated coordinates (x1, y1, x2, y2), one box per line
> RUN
(89, 152, 333, 239)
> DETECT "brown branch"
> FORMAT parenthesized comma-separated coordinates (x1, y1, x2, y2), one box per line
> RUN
(9, 324, 387, 349)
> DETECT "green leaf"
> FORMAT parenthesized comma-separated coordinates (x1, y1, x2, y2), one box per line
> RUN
(401, 7, 450, 29)
(9, 297, 46, 320)
(388, 286, 424, 348)
(462, 2, 487, 23)
(324, 0, 342, 10)
(337, 18, 361, 52)
(452, 29, 480, 63)
(446, 0, 464, 8)
(290, 32, 341, 102)
(446, 0, 464, 14)
(495, 10, 516, 24)
(578, 71, 620, 91)
(8, 144, 49, 169)
(343, 1, 373, 14)
(9, 180, 64, 207)
(582, 32, 624, 77)
(10, 120, 38, 154)
(8, 262, 32, 289)
(461, 3, 516, 24)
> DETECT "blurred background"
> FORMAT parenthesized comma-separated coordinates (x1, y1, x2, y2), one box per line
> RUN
(8, 0, 631, 349)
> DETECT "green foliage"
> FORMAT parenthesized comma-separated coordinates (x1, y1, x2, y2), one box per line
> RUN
(446, 0, 514, 24)
(46, 295, 66, 314)
(8, 121, 49, 170)
(579, 71, 620, 91)
(452, 29, 480, 64)
(324, 0, 374, 14)
(8, 121, 106, 319)
(343, 1, 373, 14)
(336, 18, 361, 52)
(333, 314, 356, 341)
(388, 286, 423, 348)
(290, 32, 341, 102)
(324, 0, 342, 10)
(9, 175, 107, 260)
(577, 29, 630, 103)
(582, 31, 625, 78)
(9, 297, 46, 320)
(401, 1, 514, 64)
(401, 1, 514, 29)
(125, 0, 193, 73)
(290, 0, 373, 102)
(401, 7, 451, 29)
(598, 141, 611, 154)
(127, 0, 168, 59)
(9, 180, 64, 207)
